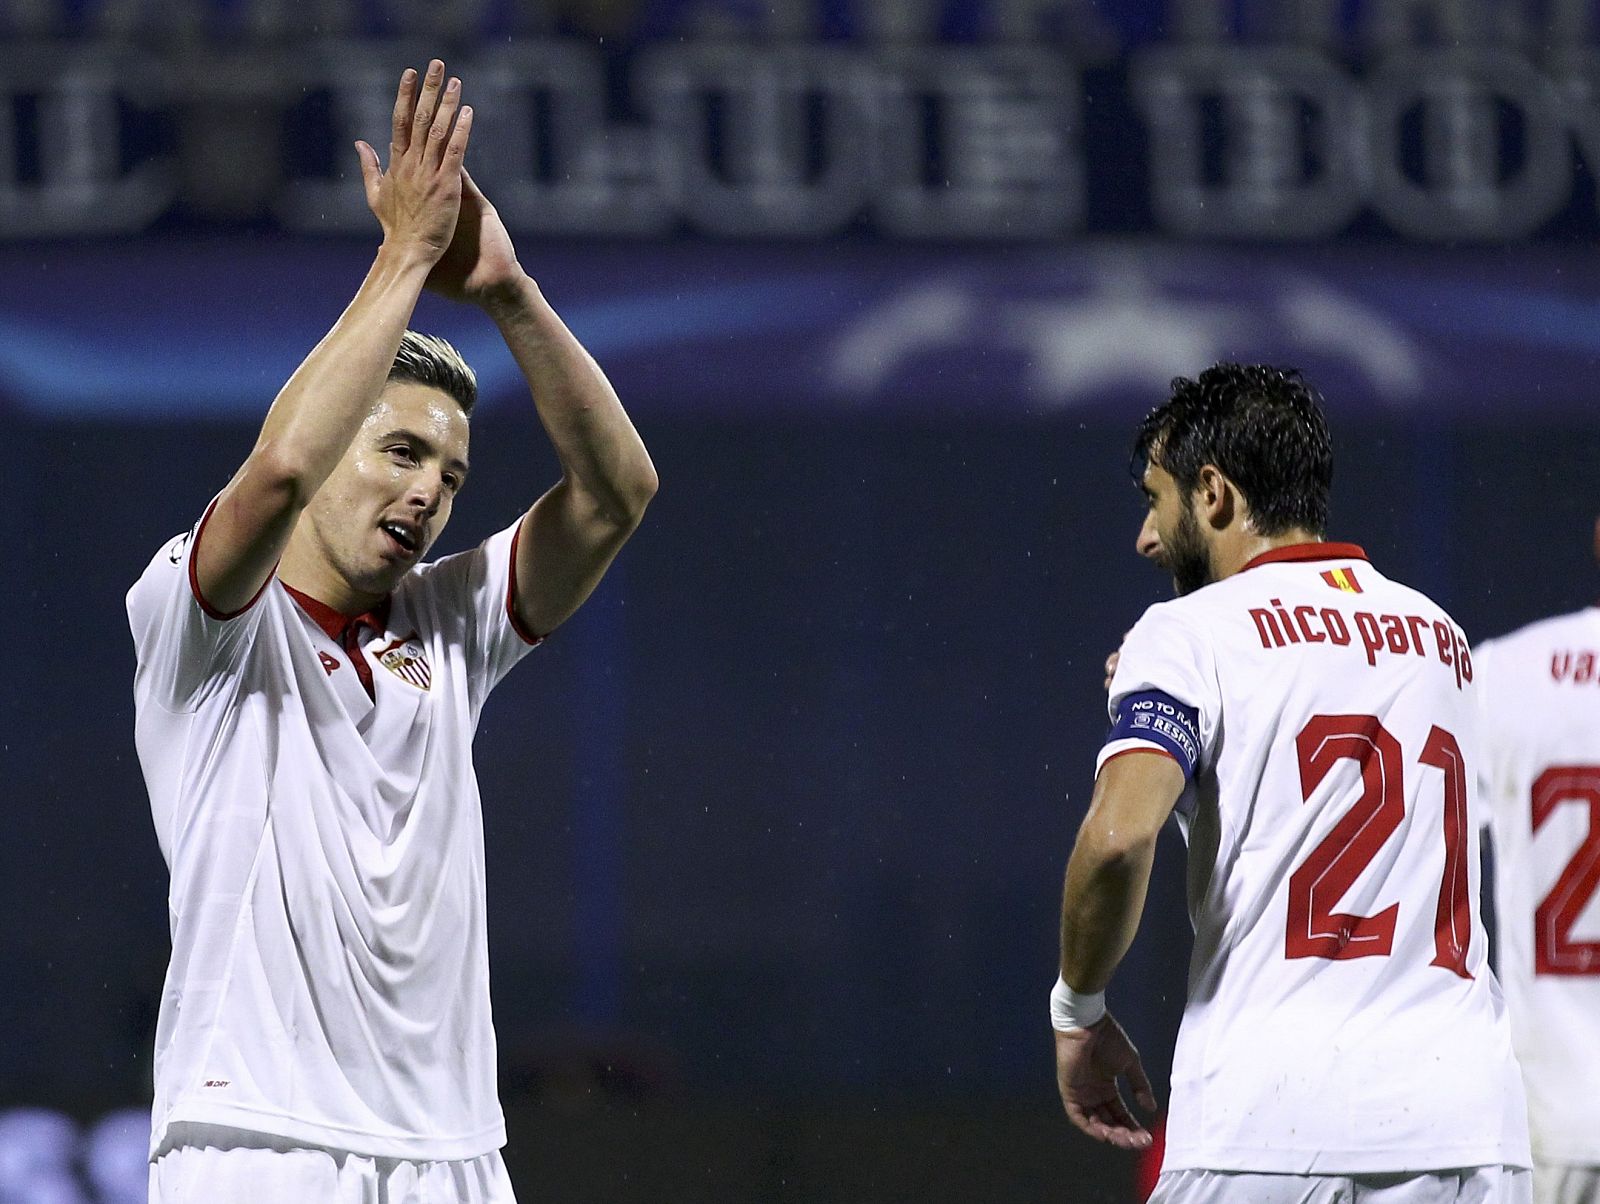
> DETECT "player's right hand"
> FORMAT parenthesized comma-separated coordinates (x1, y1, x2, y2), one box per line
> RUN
(1055, 1012, 1157, 1150)
(354, 59, 474, 262)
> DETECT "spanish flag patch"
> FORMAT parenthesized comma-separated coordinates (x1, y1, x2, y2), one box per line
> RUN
(1320, 567, 1363, 594)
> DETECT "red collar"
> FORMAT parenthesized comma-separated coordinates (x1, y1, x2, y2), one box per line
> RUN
(281, 582, 391, 642)
(1239, 542, 1369, 573)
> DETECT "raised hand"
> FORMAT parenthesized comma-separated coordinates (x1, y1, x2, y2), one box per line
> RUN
(354, 60, 474, 262)
(426, 166, 526, 307)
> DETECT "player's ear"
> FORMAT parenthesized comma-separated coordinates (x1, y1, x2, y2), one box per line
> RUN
(1194, 464, 1234, 529)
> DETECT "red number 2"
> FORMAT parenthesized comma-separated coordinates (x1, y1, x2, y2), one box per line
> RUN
(1286, 714, 1472, 978)
(1531, 766, 1600, 976)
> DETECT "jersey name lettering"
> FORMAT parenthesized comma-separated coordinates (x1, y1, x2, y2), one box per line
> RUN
(1551, 651, 1600, 684)
(1248, 597, 1473, 688)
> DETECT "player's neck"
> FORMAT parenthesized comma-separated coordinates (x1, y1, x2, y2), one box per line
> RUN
(279, 531, 389, 617)
(1210, 525, 1322, 583)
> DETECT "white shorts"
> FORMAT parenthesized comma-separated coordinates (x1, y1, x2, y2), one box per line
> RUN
(148, 1124, 518, 1204)
(1149, 1166, 1532, 1204)
(1534, 1162, 1600, 1204)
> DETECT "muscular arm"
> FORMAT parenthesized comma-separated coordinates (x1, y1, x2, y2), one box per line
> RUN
(193, 61, 470, 615)
(1052, 749, 1181, 1150)
(489, 276, 658, 636)
(427, 164, 655, 638)
(1059, 750, 1185, 991)
(196, 250, 436, 614)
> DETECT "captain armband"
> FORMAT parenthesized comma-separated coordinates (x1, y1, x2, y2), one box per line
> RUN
(1102, 690, 1202, 782)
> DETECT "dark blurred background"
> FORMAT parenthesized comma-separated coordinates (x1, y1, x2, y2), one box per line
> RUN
(4, 2, 1600, 1200)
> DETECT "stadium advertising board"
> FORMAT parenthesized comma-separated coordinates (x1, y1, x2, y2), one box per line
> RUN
(6, 0, 1600, 241)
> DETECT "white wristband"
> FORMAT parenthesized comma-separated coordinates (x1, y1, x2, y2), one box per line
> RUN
(1050, 974, 1106, 1031)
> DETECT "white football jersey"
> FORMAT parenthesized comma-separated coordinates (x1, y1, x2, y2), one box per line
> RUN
(126, 502, 539, 1160)
(1103, 543, 1529, 1175)
(1476, 609, 1600, 1167)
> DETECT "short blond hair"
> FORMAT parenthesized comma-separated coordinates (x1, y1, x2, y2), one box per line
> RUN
(389, 331, 477, 414)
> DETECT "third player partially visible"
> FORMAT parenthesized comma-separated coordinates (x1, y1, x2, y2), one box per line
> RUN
(1476, 520, 1600, 1204)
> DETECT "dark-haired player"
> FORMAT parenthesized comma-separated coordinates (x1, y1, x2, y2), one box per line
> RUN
(127, 62, 656, 1201)
(1052, 365, 1530, 1202)
(1475, 523, 1600, 1204)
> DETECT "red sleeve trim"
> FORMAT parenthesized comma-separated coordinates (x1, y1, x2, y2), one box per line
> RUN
(188, 495, 276, 622)
(1097, 746, 1179, 772)
(505, 522, 546, 647)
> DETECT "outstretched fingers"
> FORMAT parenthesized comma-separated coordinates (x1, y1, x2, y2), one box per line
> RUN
(410, 60, 447, 158)
(444, 104, 473, 166)
(426, 76, 464, 167)
(384, 60, 469, 172)
(389, 66, 419, 159)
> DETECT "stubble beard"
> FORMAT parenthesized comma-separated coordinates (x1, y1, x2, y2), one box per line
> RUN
(1164, 503, 1213, 597)
(308, 507, 402, 599)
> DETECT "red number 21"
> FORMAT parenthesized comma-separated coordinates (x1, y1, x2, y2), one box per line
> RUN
(1286, 714, 1472, 978)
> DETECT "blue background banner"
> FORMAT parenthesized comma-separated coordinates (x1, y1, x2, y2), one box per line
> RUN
(6, 239, 1600, 420)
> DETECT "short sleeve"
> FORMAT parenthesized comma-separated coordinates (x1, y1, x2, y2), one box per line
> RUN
(1098, 603, 1221, 780)
(407, 518, 541, 711)
(125, 499, 270, 712)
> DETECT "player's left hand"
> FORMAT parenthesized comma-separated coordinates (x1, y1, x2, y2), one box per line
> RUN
(1103, 629, 1130, 690)
(1055, 1013, 1157, 1150)
(426, 165, 527, 306)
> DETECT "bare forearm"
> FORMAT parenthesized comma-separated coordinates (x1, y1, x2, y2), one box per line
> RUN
(1058, 751, 1182, 992)
(254, 244, 434, 501)
(1059, 833, 1156, 992)
(485, 275, 657, 523)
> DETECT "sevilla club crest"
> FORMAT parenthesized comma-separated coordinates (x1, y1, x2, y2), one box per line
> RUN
(377, 633, 432, 691)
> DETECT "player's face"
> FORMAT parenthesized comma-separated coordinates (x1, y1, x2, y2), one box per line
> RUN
(1137, 463, 1213, 596)
(300, 380, 471, 597)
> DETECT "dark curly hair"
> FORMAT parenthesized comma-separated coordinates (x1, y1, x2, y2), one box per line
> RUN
(1130, 363, 1333, 537)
